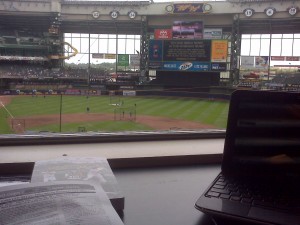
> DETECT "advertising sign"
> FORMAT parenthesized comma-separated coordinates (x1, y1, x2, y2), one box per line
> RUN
(154, 29, 172, 39)
(149, 61, 163, 70)
(117, 54, 129, 66)
(92, 54, 117, 59)
(211, 40, 228, 62)
(240, 56, 255, 69)
(123, 91, 136, 96)
(255, 56, 269, 68)
(271, 56, 285, 61)
(204, 28, 222, 39)
(211, 63, 227, 71)
(130, 54, 140, 67)
(172, 21, 203, 39)
(172, 3, 211, 14)
(286, 56, 300, 61)
(271, 56, 300, 61)
(92, 53, 104, 59)
(163, 40, 211, 61)
(163, 61, 210, 71)
(105, 54, 116, 59)
(149, 40, 163, 61)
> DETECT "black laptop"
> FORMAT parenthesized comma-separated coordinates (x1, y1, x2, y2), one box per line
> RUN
(195, 90, 300, 225)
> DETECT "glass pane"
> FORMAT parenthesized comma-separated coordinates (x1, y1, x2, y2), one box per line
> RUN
(293, 39, 300, 56)
(261, 34, 270, 38)
(118, 39, 126, 54)
(108, 39, 116, 53)
(64, 37, 71, 45)
(71, 33, 80, 37)
(90, 39, 99, 53)
(126, 39, 135, 54)
(80, 38, 89, 53)
(250, 39, 260, 56)
(283, 34, 294, 38)
(70, 38, 80, 52)
(90, 34, 99, 38)
(281, 39, 293, 56)
(108, 34, 117, 39)
(100, 34, 109, 39)
(241, 39, 250, 56)
(294, 34, 300, 38)
(271, 39, 282, 56)
(135, 39, 140, 53)
(272, 34, 282, 38)
(76, 53, 89, 64)
(260, 38, 270, 56)
(242, 34, 251, 39)
(251, 34, 260, 39)
(127, 35, 135, 39)
(99, 39, 109, 53)
(80, 33, 89, 38)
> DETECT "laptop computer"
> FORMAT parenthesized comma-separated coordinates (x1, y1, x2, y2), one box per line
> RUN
(195, 90, 300, 225)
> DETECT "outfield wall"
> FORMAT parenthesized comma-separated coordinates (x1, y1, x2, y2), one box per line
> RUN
(0, 86, 234, 100)
(135, 90, 232, 100)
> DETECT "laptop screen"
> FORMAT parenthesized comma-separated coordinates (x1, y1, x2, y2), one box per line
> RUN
(223, 90, 300, 177)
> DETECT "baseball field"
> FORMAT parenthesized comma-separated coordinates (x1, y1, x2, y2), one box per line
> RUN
(0, 95, 229, 134)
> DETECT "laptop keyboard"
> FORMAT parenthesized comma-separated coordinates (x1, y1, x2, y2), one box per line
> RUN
(205, 175, 300, 212)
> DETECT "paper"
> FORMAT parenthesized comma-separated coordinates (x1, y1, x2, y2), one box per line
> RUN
(0, 181, 124, 225)
(31, 157, 124, 211)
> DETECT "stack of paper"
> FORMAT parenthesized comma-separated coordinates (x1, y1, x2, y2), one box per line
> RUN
(31, 157, 124, 212)
(0, 157, 125, 225)
(0, 181, 124, 225)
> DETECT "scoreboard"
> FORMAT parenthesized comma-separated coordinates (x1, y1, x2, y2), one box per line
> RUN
(149, 39, 228, 72)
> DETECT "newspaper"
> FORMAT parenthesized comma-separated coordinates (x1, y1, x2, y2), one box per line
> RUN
(0, 181, 124, 225)
(31, 157, 124, 211)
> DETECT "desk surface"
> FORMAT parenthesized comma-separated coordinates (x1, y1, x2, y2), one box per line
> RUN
(115, 165, 263, 225)
(0, 162, 265, 225)
(115, 164, 221, 225)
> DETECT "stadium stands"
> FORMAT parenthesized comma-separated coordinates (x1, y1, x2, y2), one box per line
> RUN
(265, 73, 300, 91)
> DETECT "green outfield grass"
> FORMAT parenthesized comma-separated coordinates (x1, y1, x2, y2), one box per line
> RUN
(0, 95, 229, 134)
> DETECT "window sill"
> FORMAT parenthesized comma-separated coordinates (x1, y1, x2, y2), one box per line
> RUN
(0, 130, 225, 169)
(0, 129, 225, 146)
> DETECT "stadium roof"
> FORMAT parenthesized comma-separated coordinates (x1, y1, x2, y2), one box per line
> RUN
(61, 20, 142, 35)
(0, 13, 53, 32)
(0, 12, 142, 34)
(61, 0, 151, 6)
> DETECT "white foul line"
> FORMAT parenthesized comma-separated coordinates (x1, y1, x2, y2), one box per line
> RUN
(0, 101, 14, 118)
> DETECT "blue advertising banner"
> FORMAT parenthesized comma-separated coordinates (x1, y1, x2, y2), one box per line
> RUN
(163, 61, 210, 71)
(211, 63, 227, 71)
(149, 61, 163, 70)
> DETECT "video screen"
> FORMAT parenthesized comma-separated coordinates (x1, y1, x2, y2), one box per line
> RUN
(172, 21, 203, 39)
(232, 95, 300, 169)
